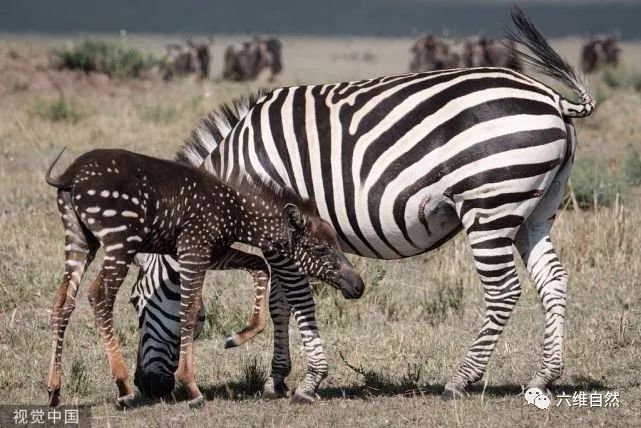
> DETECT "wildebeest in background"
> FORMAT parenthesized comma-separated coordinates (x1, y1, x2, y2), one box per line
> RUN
(409, 35, 460, 72)
(462, 37, 522, 70)
(160, 40, 211, 81)
(223, 37, 283, 82)
(581, 36, 621, 73)
(409, 35, 522, 72)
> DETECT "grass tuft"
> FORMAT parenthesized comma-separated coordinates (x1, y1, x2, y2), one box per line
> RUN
(419, 280, 464, 325)
(67, 359, 90, 397)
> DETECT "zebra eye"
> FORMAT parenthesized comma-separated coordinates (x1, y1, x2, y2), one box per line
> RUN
(310, 245, 330, 258)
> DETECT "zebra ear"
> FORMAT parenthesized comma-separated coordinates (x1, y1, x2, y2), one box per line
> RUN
(283, 203, 305, 236)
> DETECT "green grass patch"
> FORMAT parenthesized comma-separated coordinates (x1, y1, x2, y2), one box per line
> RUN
(31, 97, 84, 123)
(569, 157, 628, 209)
(53, 40, 157, 78)
(602, 66, 641, 91)
(621, 146, 641, 187)
(135, 104, 179, 124)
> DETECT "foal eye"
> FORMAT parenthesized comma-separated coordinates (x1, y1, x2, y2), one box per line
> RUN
(310, 246, 330, 257)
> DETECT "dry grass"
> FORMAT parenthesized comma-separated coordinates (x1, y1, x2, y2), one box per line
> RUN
(0, 36, 640, 427)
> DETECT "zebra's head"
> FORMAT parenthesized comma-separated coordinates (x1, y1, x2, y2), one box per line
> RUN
(130, 253, 205, 398)
(278, 203, 365, 300)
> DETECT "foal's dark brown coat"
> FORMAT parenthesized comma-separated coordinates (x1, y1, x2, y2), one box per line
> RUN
(45, 148, 364, 408)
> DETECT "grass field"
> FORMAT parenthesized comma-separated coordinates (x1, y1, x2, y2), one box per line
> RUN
(0, 35, 640, 427)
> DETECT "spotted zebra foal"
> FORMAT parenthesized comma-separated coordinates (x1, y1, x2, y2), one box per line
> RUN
(45, 148, 364, 408)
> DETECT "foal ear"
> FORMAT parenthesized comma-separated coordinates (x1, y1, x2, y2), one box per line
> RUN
(283, 203, 305, 235)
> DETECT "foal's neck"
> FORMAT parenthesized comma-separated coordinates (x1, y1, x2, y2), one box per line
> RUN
(234, 193, 288, 252)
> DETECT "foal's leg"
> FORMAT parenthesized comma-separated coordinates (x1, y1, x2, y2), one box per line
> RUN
(47, 191, 98, 406)
(175, 247, 210, 408)
(87, 257, 135, 408)
(206, 248, 270, 349)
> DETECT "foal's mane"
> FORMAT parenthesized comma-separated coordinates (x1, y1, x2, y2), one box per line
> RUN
(227, 174, 318, 218)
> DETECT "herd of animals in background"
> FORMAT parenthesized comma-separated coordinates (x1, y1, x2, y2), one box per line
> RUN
(159, 36, 283, 82)
(409, 33, 622, 73)
(157, 33, 621, 82)
(409, 35, 522, 72)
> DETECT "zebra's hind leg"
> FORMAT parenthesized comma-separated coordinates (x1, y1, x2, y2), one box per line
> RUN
(515, 219, 567, 393)
(47, 191, 98, 406)
(443, 232, 522, 399)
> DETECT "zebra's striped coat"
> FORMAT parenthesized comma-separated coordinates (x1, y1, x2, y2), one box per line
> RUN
(135, 7, 594, 402)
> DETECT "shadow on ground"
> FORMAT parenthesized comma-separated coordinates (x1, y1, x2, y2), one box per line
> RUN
(120, 374, 609, 408)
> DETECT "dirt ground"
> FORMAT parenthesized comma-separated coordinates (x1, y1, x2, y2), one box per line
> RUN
(0, 35, 640, 427)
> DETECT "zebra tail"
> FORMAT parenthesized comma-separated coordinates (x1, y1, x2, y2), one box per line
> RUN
(175, 88, 270, 171)
(45, 147, 73, 189)
(506, 5, 595, 119)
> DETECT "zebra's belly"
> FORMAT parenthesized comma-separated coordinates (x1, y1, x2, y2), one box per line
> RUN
(340, 195, 462, 260)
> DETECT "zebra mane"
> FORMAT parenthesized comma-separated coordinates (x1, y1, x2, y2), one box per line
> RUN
(175, 88, 270, 171)
(227, 174, 319, 219)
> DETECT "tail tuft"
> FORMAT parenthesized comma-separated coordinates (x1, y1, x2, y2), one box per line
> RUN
(506, 5, 595, 118)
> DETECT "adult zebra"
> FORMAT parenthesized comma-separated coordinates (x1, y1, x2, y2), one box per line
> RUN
(133, 7, 595, 402)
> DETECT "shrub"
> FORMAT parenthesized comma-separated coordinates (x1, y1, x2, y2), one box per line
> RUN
(53, 40, 157, 78)
(602, 67, 641, 92)
(31, 97, 84, 123)
(569, 158, 627, 209)
(621, 147, 641, 187)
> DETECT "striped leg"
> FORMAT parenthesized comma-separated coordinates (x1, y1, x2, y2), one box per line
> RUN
(515, 219, 567, 392)
(87, 258, 135, 408)
(444, 232, 522, 399)
(175, 248, 209, 408)
(47, 192, 98, 406)
(264, 253, 328, 404)
(262, 271, 291, 399)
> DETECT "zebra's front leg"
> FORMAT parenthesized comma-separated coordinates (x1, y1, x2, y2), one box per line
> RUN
(286, 277, 327, 404)
(262, 272, 291, 399)
(443, 235, 521, 399)
(515, 220, 567, 392)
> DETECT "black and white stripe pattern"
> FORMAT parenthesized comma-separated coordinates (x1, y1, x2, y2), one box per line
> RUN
(134, 7, 595, 401)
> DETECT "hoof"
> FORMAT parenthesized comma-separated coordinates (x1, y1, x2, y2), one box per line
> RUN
(263, 378, 288, 399)
(188, 395, 205, 409)
(224, 335, 238, 349)
(442, 386, 468, 401)
(48, 389, 61, 407)
(116, 394, 136, 410)
(290, 389, 317, 405)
